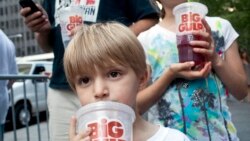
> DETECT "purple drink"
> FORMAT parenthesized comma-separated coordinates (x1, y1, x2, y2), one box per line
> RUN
(177, 34, 205, 70)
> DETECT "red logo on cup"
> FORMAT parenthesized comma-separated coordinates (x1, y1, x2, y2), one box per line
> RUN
(66, 15, 83, 31)
(178, 12, 204, 32)
(86, 0, 95, 5)
(74, 0, 81, 5)
(87, 118, 126, 141)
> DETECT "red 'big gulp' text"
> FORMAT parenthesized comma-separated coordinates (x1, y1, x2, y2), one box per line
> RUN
(87, 118, 126, 141)
(66, 15, 83, 31)
(178, 12, 204, 32)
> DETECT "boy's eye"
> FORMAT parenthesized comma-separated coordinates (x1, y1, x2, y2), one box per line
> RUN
(79, 77, 90, 85)
(109, 71, 120, 78)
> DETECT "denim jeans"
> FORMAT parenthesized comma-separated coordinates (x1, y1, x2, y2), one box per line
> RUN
(0, 124, 4, 141)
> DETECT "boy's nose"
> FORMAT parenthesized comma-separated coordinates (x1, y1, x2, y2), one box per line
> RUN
(94, 79, 109, 99)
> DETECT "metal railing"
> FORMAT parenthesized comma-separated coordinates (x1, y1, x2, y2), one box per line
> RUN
(0, 75, 50, 141)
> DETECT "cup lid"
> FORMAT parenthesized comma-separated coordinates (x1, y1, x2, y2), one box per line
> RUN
(76, 101, 136, 122)
(58, 5, 83, 14)
(173, 2, 208, 16)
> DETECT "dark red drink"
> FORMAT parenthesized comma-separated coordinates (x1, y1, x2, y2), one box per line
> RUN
(177, 34, 205, 70)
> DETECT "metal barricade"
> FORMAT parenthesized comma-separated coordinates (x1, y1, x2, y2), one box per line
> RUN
(0, 75, 50, 141)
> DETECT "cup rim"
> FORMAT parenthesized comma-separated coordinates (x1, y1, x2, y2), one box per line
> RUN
(58, 5, 84, 15)
(173, 2, 208, 16)
(76, 101, 136, 121)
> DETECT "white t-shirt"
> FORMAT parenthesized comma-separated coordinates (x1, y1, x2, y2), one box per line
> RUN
(148, 126, 190, 141)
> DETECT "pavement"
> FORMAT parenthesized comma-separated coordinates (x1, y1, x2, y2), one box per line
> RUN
(227, 96, 250, 141)
(4, 96, 250, 141)
(4, 122, 49, 141)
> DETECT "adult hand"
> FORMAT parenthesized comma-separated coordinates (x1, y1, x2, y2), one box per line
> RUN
(20, 4, 51, 33)
(69, 116, 92, 141)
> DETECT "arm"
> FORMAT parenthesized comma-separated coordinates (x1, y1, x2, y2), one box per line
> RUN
(7, 80, 15, 90)
(20, 4, 52, 52)
(192, 19, 248, 100)
(129, 18, 159, 36)
(137, 62, 211, 114)
(128, 0, 159, 36)
(35, 30, 52, 53)
(212, 42, 247, 100)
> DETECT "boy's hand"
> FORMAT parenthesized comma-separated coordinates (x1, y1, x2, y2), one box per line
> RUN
(169, 61, 212, 80)
(69, 116, 92, 141)
(20, 4, 51, 33)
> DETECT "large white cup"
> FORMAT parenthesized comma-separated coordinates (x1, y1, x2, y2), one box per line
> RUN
(58, 5, 84, 48)
(76, 101, 135, 141)
(173, 2, 208, 70)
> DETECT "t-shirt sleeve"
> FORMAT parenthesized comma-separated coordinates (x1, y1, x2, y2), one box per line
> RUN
(219, 18, 239, 51)
(138, 32, 150, 65)
(128, 0, 160, 22)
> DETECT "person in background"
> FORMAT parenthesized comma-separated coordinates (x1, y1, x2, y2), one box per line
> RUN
(239, 48, 250, 103)
(137, 0, 247, 140)
(240, 49, 250, 65)
(20, 0, 159, 141)
(0, 29, 18, 141)
(64, 22, 190, 141)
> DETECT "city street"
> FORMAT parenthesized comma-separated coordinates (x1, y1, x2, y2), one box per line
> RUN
(4, 97, 250, 141)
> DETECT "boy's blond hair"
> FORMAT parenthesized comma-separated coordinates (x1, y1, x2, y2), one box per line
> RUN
(64, 22, 147, 91)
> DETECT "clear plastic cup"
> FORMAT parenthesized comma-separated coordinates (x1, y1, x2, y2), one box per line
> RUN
(58, 5, 84, 48)
(76, 101, 136, 141)
(173, 2, 208, 70)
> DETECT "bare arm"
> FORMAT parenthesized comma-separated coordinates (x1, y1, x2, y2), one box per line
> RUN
(212, 42, 247, 100)
(129, 18, 159, 36)
(192, 19, 248, 100)
(137, 62, 211, 114)
(20, 4, 52, 52)
(35, 31, 52, 53)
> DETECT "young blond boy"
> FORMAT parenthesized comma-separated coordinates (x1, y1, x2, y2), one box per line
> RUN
(63, 22, 190, 141)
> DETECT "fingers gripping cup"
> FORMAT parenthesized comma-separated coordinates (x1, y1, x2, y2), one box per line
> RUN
(58, 5, 84, 48)
(76, 101, 136, 141)
(173, 2, 208, 70)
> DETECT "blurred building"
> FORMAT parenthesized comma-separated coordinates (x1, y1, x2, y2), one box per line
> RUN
(0, 0, 43, 57)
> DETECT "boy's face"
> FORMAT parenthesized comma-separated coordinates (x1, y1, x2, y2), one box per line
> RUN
(74, 64, 145, 109)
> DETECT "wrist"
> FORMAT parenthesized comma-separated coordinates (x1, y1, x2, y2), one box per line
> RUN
(212, 54, 223, 69)
(164, 67, 176, 82)
(35, 28, 51, 36)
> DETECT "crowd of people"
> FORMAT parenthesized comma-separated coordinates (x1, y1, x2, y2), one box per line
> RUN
(0, 0, 249, 141)
(20, 0, 159, 141)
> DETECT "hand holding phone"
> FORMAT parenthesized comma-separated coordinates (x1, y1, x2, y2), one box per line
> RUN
(19, 0, 40, 16)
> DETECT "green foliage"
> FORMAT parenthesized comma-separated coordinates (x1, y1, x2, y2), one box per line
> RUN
(199, 0, 250, 54)
(187, 0, 200, 2)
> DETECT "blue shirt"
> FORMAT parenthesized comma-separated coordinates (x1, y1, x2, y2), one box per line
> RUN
(0, 29, 18, 124)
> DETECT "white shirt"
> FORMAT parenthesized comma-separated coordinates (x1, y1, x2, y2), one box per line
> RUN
(148, 126, 190, 141)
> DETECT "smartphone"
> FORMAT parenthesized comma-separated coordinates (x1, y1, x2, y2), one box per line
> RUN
(19, 0, 40, 16)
